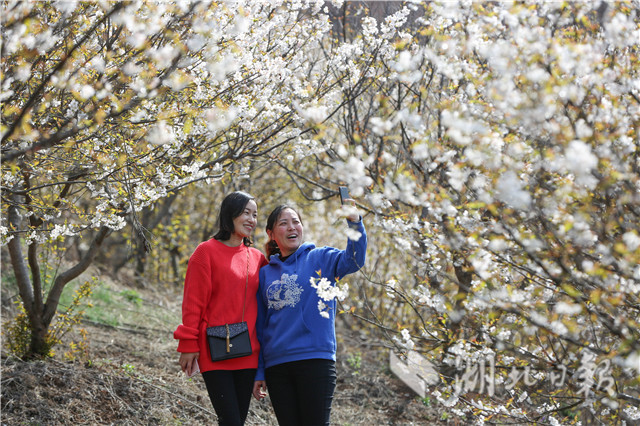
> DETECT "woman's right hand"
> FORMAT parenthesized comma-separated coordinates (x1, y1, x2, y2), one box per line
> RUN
(252, 380, 267, 400)
(179, 352, 199, 377)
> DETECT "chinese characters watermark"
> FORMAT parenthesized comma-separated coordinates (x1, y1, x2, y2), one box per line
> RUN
(453, 352, 615, 397)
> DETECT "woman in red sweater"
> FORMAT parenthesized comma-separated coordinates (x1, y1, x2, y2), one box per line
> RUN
(174, 191, 268, 425)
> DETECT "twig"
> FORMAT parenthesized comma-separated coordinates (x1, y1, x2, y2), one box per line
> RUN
(126, 373, 215, 415)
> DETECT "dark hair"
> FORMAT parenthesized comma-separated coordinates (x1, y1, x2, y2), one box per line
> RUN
(213, 191, 255, 246)
(264, 204, 302, 258)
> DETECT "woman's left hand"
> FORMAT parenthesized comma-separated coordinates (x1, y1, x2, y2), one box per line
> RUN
(343, 198, 360, 222)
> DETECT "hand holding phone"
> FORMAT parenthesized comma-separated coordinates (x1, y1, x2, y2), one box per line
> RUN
(338, 186, 360, 222)
(187, 359, 200, 378)
(180, 352, 200, 378)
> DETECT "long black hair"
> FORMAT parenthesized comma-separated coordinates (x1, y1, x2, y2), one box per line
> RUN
(213, 191, 255, 246)
(264, 204, 302, 258)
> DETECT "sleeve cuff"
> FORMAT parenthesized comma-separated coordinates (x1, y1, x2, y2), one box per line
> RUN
(176, 339, 200, 353)
(347, 216, 363, 228)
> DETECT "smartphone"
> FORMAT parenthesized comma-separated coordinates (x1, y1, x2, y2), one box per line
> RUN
(339, 186, 350, 205)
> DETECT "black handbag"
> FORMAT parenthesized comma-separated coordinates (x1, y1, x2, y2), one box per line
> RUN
(206, 322, 252, 361)
(206, 247, 253, 362)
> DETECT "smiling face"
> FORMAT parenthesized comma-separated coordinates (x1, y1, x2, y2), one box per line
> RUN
(267, 207, 303, 257)
(232, 199, 258, 241)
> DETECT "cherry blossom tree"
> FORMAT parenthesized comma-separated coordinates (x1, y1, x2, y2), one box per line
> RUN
(3, 0, 638, 422)
(1, 0, 339, 358)
(283, 1, 639, 423)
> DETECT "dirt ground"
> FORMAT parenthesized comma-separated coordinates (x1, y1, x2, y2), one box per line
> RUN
(1, 274, 448, 425)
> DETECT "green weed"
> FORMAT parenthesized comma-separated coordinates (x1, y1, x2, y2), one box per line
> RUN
(120, 289, 142, 306)
(347, 352, 362, 376)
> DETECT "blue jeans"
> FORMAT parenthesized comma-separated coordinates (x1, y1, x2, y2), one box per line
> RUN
(202, 368, 256, 425)
(265, 359, 337, 426)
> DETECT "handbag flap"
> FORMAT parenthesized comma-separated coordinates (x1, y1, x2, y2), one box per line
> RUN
(206, 322, 248, 339)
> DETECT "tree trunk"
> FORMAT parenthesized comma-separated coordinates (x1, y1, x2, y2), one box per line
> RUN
(42, 226, 112, 326)
(6, 197, 113, 358)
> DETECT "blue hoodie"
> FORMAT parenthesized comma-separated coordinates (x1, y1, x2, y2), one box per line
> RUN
(255, 219, 367, 381)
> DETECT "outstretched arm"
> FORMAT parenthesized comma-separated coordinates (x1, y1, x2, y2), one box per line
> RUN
(333, 199, 367, 278)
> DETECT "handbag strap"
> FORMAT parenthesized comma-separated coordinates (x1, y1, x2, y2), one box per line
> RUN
(205, 245, 250, 326)
(241, 246, 249, 322)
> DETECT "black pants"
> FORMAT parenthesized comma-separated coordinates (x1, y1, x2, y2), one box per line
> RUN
(202, 368, 256, 426)
(265, 359, 336, 426)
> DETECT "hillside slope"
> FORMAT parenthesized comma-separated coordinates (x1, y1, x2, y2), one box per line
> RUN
(1, 271, 446, 425)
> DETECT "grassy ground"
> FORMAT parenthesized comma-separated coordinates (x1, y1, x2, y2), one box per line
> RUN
(1, 267, 448, 425)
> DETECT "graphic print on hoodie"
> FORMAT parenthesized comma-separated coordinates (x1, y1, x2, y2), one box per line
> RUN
(266, 273, 303, 310)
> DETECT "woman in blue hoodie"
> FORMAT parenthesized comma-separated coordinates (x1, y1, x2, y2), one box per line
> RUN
(252, 203, 366, 425)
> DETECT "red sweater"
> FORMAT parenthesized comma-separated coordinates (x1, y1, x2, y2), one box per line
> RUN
(174, 239, 267, 373)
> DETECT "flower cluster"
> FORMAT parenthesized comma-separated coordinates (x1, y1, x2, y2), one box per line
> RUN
(310, 277, 349, 319)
